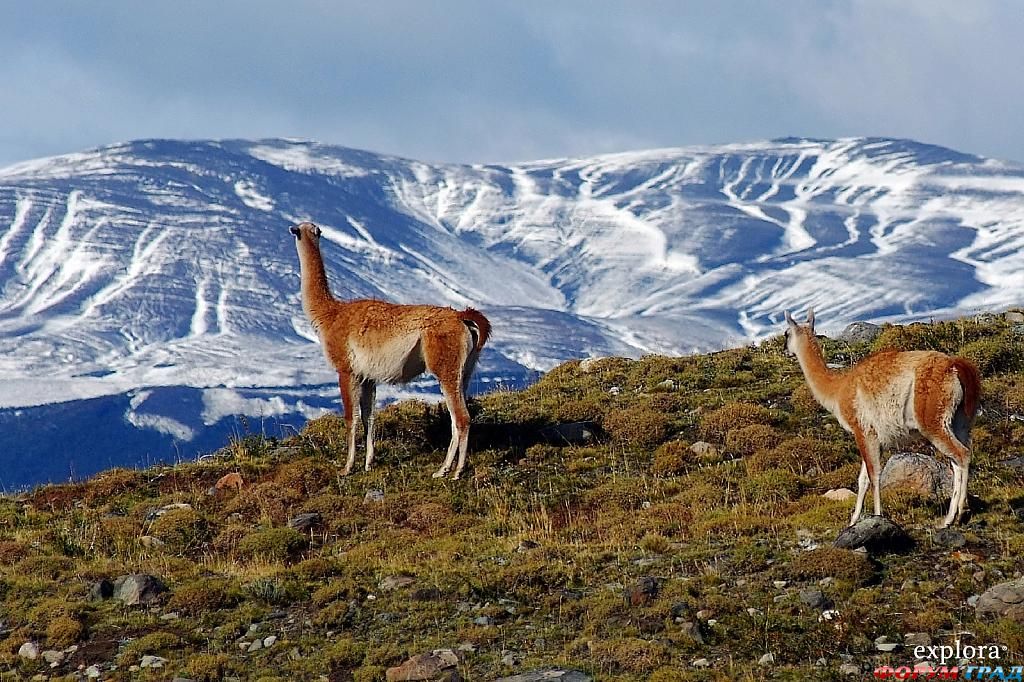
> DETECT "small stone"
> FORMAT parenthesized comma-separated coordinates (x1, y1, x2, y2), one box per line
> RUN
(692, 658, 711, 668)
(86, 666, 101, 679)
(819, 577, 835, 588)
(141, 655, 168, 668)
(696, 609, 713, 620)
(934, 528, 967, 549)
(386, 649, 460, 681)
(623, 577, 663, 607)
(380, 574, 416, 591)
(680, 621, 704, 645)
(516, 540, 539, 553)
(875, 636, 900, 652)
(799, 589, 832, 610)
(773, 580, 788, 589)
(501, 651, 523, 666)
(364, 489, 385, 504)
(493, 670, 591, 682)
(113, 574, 168, 606)
(689, 441, 719, 458)
(18, 642, 39, 660)
(263, 635, 277, 648)
(287, 512, 322, 532)
(747, 608, 763, 617)
(1005, 311, 1024, 323)
(42, 650, 64, 665)
(758, 653, 775, 666)
(473, 616, 495, 627)
(456, 643, 477, 654)
(247, 639, 263, 652)
(88, 579, 114, 601)
(838, 321, 882, 344)
(824, 488, 856, 502)
(904, 633, 931, 647)
(835, 516, 913, 553)
(140, 535, 166, 548)
(239, 641, 251, 651)
(160, 612, 180, 621)
(608, 386, 621, 396)
(968, 595, 981, 608)
(839, 663, 860, 675)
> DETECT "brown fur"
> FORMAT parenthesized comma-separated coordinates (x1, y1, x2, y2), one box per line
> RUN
(784, 310, 979, 527)
(290, 221, 490, 479)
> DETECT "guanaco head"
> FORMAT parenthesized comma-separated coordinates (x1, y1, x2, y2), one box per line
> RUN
(783, 308, 816, 356)
(289, 221, 322, 245)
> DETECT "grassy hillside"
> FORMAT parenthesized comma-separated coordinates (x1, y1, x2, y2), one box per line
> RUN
(1, 314, 1023, 681)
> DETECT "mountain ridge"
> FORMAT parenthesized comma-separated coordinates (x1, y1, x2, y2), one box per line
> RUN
(0, 135, 1021, 486)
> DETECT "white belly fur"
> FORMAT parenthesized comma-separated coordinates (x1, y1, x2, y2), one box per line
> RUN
(346, 331, 425, 383)
(853, 373, 919, 443)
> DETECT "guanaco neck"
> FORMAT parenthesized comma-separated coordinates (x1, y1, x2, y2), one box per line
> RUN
(794, 332, 840, 410)
(296, 238, 337, 330)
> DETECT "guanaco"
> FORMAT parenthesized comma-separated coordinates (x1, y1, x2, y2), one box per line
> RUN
(290, 221, 491, 479)
(784, 310, 980, 527)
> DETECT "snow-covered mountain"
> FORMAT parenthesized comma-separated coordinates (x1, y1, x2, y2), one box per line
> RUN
(0, 137, 1021, 487)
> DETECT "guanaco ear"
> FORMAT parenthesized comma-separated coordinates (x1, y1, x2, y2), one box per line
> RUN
(806, 307, 815, 331)
(784, 310, 796, 327)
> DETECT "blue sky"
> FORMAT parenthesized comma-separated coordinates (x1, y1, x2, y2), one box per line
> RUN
(1, 1, 1021, 166)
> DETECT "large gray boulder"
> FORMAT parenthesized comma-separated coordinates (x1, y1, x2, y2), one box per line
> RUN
(976, 579, 1024, 622)
(838, 322, 882, 344)
(113, 574, 167, 606)
(880, 452, 953, 499)
(835, 516, 913, 554)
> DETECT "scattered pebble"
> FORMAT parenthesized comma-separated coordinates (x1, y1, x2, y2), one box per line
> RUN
(758, 653, 775, 666)
(18, 642, 39, 660)
(692, 658, 711, 668)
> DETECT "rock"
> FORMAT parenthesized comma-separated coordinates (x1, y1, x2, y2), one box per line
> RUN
(140, 535, 166, 548)
(689, 441, 719, 459)
(904, 632, 931, 647)
(517, 540, 539, 553)
(18, 642, 39, 660)
(608, 386, 621, 396)
(880, 452, 953, 499)
(386, 649, 461, 681)
(623, 577, 663, 607)
(380, 574, 416, 591)
(501, 651, 523, 666)
(875, 635, 900, 652)
(934, 528, 966, 549)
(578, 358, 603, 373)
(692, 658, 711, 668)
(838, 322, 882, 344)
(799, 589, 833, 610)
(42, 650, 64, 665)
(247, 639, 263, 652)
(538, 421, 600, 445)
(456, 643, 477, 654)
(493, 669, 592, 682)
(839, 663, 860, 675)
(657, 379, 677, 390)
(835, 516, 913, 554)
(473, 616, 495, 627)
(86, 666, 101, 678)
(976, 578, 1024, 622)
(773, 580, 788, 589)
(679, 621, 704, 645)
(141, 655, 168, 668)
(823, 488, 856, 502)
(696, 609, 713, 621)
(215, 472, 244, 492)
(173, 678, 198, 682)
(146, 502, 193, 520)
(263, 635, 277, 648)
(1005, 311, 1024, 323)
(238, 641, 250, 651)
(88, 579, 114, 601)
(758, 653, 775, 666)
(287, 512, 322, 532)
(670, 603, 690, 621)
(364, 489, 385, 504)
(113, 574, 168, 605)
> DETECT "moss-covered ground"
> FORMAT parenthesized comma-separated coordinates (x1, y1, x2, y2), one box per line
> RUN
(1, 313, 1023, 680)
